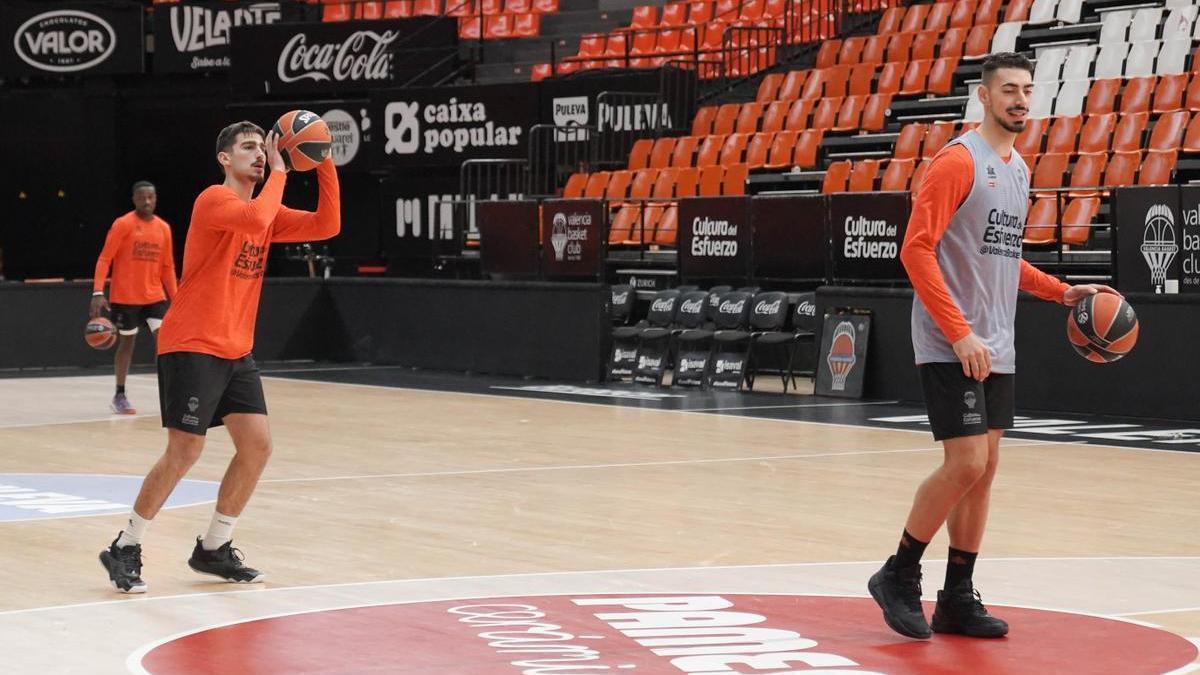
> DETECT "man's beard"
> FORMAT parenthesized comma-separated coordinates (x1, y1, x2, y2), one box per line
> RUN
(993, 108, 1026, 133)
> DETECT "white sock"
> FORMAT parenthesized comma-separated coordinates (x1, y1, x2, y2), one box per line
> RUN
(115, 511, 151, 548)
(201, 511, 238, 551)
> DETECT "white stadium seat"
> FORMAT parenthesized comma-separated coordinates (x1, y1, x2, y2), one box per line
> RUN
(1124, 41, 1157, 77)
(1094, 42, 1129, 79)
(1028, 0, 1058, 25)
(1129, 7, 1163, 42)
(1099, 9, 1132, 43)
(1061, 44, 1095, 81)
(1034, 46, 1069, 83)
(991, 22, 1024, 54)
(1054, 79, 1088, 117)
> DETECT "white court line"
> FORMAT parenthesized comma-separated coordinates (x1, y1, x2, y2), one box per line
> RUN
(256, 443, 1048, 485)
(260, 373, 1200, 457)
(3, 555, 1197, 618)
(1118, 607, 1200, 617)
(0, 414, 153, 430)
(682, 400, 901, 412)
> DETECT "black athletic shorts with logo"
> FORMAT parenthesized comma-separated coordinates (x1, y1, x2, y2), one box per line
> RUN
(111, 301, 169, 334)
(918, 362, 1015, 441)
(158, 352, 268, 435)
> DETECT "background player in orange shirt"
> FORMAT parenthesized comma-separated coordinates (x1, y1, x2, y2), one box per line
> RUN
(99, 121, 340, 593)
(90, 182, 178, 414)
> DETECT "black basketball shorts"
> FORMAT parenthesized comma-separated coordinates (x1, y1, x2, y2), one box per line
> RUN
(158, 352, 268, 435)
(111, 301, 169, 335)
(918, 362, 1015, 441)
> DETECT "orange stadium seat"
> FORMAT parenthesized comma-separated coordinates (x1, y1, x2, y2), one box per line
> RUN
(848, 159, 881, 191)
(823, 160, 852, 193)
(894, 123, 928, 161)
(1078, 113, 1117, 154)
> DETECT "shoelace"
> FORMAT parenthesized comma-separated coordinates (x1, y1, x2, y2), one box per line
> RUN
(116, 546, 143, 575)
(896, 568, 925, 611)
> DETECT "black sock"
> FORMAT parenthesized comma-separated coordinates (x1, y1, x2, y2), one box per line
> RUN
(945, 547, 978, 590)
(116, 385, 126, 395)
(893, 529, 929, 570)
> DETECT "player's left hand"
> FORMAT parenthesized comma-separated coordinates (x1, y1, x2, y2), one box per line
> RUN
(1064, 284, 1120, 307)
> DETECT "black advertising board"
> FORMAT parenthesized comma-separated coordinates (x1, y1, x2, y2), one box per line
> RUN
(539, 70, 673, 141)
(229, 18, 455, 97)
(814, 311, 870, 398)
(541, 199, 604, 279)
(1177, 186, 1200, 294)
(373, 82, 536, 167)
(677, 196, 751, 280)
(828, 192, 909, 282)
(226, 100, 372, 172)
(1112, 186, 1182, 294)
(751, 194, 828, 281)
(154, 1, 301, 73)
(478, 201, 540, 279)
(0, 1, 143, 77)
(381, 169, 462, 272)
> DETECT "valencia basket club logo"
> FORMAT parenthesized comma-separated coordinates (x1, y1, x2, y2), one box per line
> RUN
(1140, 203, 1178, 292)
(826, 321, 857, 392)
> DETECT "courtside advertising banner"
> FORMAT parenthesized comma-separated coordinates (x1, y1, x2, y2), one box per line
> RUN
(828, 192, 909, 282)
(0, 1, 143, 76)
(154, 0, 301, 73)
(1178, 186, 1200, 294)
(373, 82, 536, 167)
(751, 194, 828, 281)
(1112, 186, 1182, 293)
(229, 18, 455, 97)
(677, 196, 751, 279)
(815, 311, 870, 398)
(541, 199, 604, 279)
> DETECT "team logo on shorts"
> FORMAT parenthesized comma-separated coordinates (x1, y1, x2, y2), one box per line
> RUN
(182, 396, 201, 427)
(962, 390, 982, 426)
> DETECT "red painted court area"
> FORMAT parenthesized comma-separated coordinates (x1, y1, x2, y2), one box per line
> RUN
(141, 593, 1198, 674)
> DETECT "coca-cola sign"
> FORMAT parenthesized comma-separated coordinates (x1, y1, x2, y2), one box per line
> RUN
(0, 2, 143, 77)
(277, 30, 395, 84)
(230, 18, 456, 97)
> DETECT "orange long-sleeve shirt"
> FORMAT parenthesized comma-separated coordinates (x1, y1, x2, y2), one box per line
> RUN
(157, 159, 341, 359)
(93, 212, 178, 305)
(900, 143, 1069, 345)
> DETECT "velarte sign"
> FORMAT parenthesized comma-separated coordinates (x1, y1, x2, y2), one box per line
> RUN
(154, 1, 299, 73)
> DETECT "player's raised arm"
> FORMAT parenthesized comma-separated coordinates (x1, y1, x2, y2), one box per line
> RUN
(271, 158, 341, 244)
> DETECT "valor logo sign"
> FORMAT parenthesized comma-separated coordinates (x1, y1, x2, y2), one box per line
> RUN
(14, 10, 116, 73)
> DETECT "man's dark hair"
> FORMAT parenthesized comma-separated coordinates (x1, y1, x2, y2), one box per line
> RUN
(215, 121, 266, 157)
(981, 52, 1034, 84)
(131, 181, 155, 194)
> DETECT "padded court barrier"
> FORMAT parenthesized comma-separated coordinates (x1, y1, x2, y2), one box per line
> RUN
(816, 285, 1200, 421)
(1, 278, 609, 381)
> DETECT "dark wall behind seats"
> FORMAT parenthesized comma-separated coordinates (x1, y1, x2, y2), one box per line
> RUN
(325, 278, 609, 381)
(817, 286, 1200, 421)
(0, 279, 609, 382)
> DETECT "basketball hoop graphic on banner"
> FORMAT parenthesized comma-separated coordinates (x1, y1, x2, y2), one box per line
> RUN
(550, 212, 568, 261)
(1140, 204, 1178, 292)
(827, 321, 857, 391)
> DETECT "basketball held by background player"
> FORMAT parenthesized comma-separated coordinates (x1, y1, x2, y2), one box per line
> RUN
(90, 181, 178, 415)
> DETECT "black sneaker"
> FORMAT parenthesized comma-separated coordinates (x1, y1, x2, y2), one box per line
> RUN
(187, 538, 265, 583)
(99, 534, 147, 594)
(868, 556, 932, 639)
(931, 579, 1009, 638)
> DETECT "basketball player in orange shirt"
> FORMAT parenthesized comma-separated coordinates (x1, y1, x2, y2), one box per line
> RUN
(99, 121, 340, 592)
(91, 182, 178, 415)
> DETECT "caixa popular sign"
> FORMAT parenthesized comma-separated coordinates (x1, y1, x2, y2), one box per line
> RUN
(0, 1, 143, 76)
(229, 18, 456, 97)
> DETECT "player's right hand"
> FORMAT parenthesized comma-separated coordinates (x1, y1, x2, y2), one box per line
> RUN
(952, 332, 991, 381)
(265, 131, 288, 174)
(89, 294, 109, 319)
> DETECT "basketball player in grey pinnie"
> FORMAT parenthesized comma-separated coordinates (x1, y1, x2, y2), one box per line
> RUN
(867, 53, 1122, 639)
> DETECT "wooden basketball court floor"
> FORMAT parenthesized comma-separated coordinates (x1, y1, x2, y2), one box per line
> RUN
(0, 364, 1197, 674)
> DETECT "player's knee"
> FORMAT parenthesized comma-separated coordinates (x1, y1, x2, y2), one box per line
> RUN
(947, 453, 988, 489)
(166, 434, 205, 467)
(237, 435, 272, 459)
